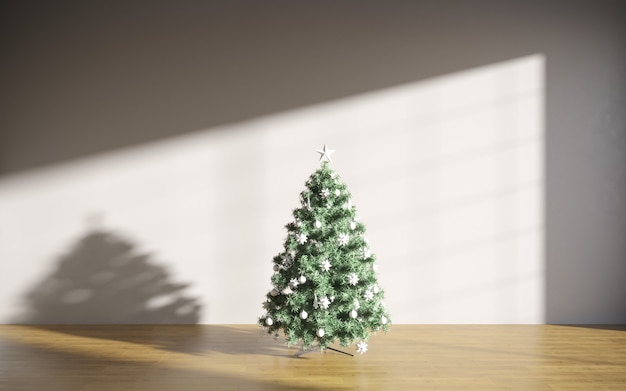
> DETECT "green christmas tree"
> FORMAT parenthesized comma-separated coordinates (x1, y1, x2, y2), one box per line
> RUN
(259, 145, 390, 354)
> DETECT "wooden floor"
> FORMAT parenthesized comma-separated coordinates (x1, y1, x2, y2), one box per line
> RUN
(1, 325, 625, 390)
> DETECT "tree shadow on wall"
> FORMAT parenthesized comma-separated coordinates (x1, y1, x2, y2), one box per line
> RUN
(17, 228, 202, 325)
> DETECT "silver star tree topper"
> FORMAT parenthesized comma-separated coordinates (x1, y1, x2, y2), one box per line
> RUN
(316, 144, 335, 162)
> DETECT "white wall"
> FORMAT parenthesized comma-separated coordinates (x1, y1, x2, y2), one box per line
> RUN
(1, 1, 625, 324)
(0, 56, 544, 324)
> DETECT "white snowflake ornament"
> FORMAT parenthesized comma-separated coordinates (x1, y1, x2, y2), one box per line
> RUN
(318, 296, 331, 309)
(296, 233, 308, 244)
(320, 259, 332, 272)
(347, 272, 359, 286)
(356, 341, 368, 354)
(364, 289, 374, 301)
(321, 188, 330, 197)
(338, 233, 350, 246)
(281, 254, 293, 268)
(289, 278, 299, 288)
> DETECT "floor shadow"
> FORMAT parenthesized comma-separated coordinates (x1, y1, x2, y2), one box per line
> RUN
(16, 228, 202, 325)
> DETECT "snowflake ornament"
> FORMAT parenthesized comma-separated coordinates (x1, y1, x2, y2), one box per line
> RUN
(364, 289, 374, 301)
(347, 272, 359, 286)
(289, 278, 299, 288)
(334, 189, 341, 196)
(281, 254, 293, 268)
(338, 233, 350, 246)
(320, 259, 332, 272)
(356, 341, 368, 354)
(321, 188, 330, 197)
(318, 296, 331, 309)
(296, 233, 308, 244)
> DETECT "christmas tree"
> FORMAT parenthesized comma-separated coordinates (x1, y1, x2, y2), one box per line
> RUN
(259, 145, 390, 354)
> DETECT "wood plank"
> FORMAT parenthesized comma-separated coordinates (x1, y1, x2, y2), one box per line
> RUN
(0, 325, 625, 390)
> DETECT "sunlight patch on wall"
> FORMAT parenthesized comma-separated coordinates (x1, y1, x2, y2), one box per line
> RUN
(0, 54, 544, 324)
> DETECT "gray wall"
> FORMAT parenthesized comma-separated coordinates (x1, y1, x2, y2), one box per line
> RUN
(1, 0, 625, 323)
